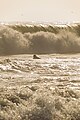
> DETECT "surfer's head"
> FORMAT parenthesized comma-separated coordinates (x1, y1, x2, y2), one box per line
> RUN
(33, 54, 40, 59)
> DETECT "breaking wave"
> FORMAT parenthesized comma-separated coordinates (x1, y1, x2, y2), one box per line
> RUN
(0, 23, 80, 55)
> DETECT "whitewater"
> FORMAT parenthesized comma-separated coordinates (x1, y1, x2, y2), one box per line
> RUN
(0, 23, 80, 55)
(0, 23, 80, 120)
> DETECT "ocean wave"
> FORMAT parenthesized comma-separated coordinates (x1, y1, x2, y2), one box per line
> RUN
(0, 23, 80, 55)
(0, 26, 29, 55)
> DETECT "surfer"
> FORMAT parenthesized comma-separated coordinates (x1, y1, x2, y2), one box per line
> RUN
(33, 54, 40, 59)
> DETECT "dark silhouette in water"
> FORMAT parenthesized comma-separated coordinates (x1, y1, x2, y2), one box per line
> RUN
(4, 59, 11, 63)
(33, 54, 40, 59)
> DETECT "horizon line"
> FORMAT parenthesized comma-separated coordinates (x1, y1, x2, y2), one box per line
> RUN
(0, 20, 80, 25)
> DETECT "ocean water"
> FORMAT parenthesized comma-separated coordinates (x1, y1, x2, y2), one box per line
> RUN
(0, 54, 80, 89)
(0, 54, 80, 120)
(0, 23, 80, 120)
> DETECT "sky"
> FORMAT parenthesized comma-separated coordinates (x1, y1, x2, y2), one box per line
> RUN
(0, 0, 80, 23)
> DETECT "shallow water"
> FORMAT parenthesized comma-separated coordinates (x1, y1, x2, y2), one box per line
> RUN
(0, 54, 80, 89)
(1, 54, 80, 120)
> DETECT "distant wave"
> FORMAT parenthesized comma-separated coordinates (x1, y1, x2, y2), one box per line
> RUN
(0, 23, 80, 55)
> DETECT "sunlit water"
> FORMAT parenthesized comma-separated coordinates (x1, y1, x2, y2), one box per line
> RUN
(1, 54, 80, 120)
(0, 54, 80, 90)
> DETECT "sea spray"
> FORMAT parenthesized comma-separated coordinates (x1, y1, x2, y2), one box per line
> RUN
(0, 23, 80, 55)
(24, 30, 80, 53)
(0, 26, 29, 55)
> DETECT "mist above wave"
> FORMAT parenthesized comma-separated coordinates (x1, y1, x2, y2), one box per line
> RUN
(0, 23, 80, 55)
